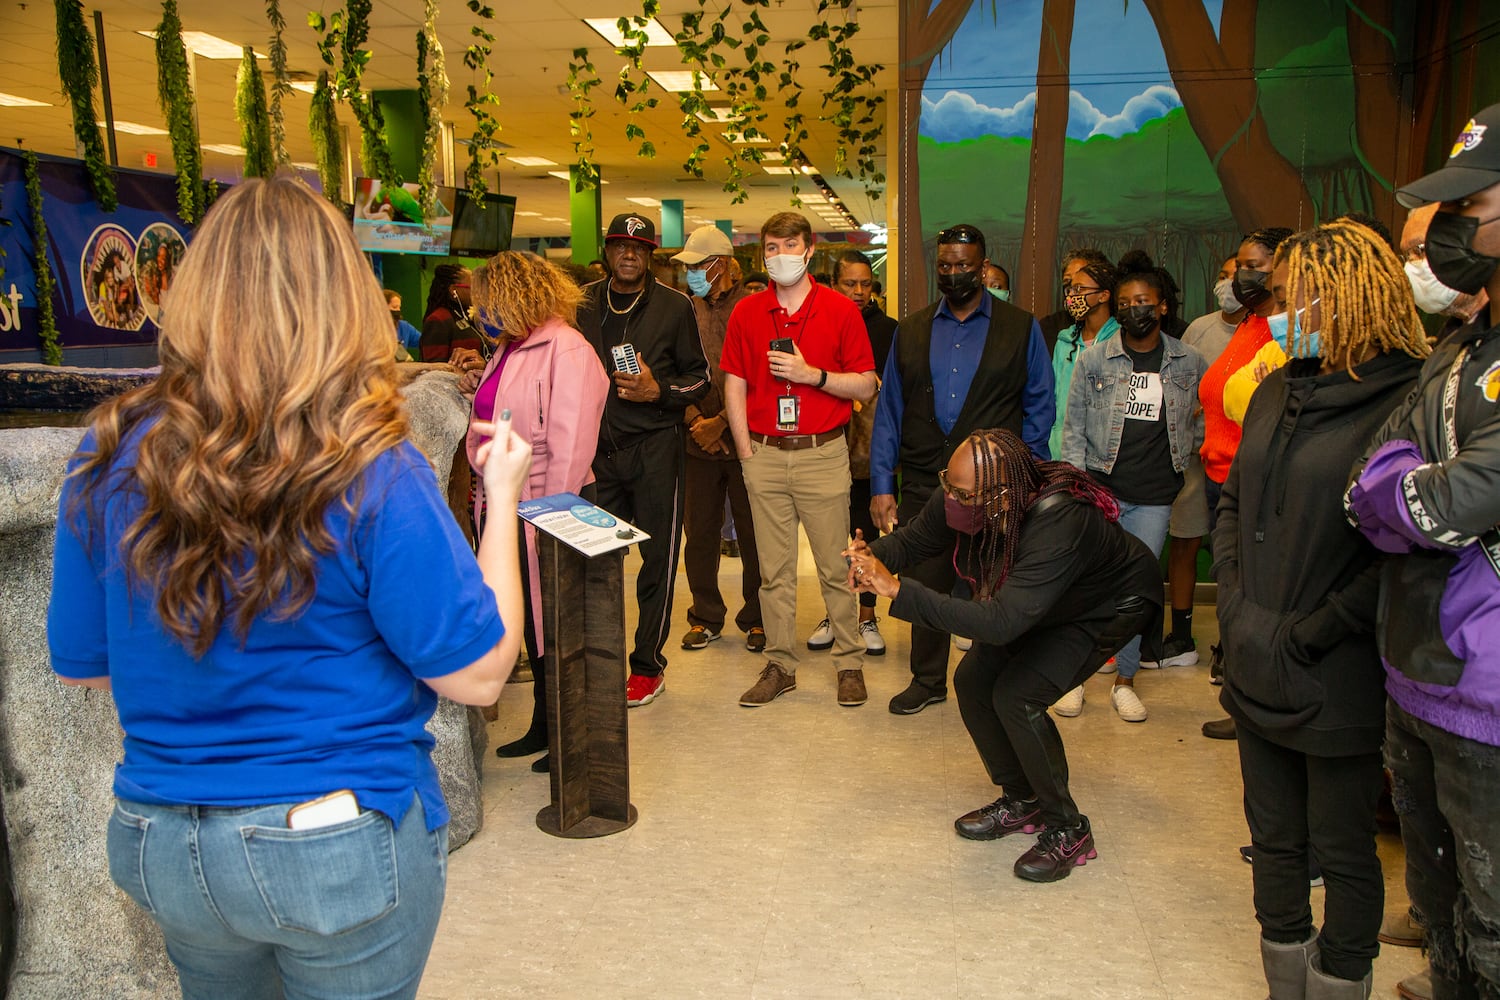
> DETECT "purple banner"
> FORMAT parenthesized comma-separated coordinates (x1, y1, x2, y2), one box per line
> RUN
(0, 146, 192, 354)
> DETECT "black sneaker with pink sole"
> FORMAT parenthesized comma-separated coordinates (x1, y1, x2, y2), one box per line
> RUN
(1014, 817, 1097, 882)
(954, 795, 1045, 841)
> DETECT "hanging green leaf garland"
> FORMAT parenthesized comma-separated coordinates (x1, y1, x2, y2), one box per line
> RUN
(565, 48, 602, 192)
(416, 0, 448, 218)
(22, 151, 62, 366)
(265, 0, 294, 169)
(236, 48, 275, 178)
(155, 0, 206, 223)
(53, 0, 117, 211)
(338, 0, 399, 188)
(309, 67, 344, 209)
(815, 0, 885, 199)
(614, 4, 659, 159)
(463, 0, 501, 198)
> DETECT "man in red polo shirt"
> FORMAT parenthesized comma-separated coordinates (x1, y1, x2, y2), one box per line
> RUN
(721, 212, 879, 707)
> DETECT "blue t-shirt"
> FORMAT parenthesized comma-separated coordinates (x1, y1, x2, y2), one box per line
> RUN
(47, 436, 504, 831)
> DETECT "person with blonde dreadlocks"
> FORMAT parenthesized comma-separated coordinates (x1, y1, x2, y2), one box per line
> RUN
(1213, 220, 1428, 1000)
(844, 428, 1161, 882)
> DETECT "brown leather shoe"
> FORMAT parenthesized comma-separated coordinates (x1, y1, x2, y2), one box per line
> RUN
(1379, 908, 1424, 948)
(740, 662, 796, 706)
(837, 669, 867, 707)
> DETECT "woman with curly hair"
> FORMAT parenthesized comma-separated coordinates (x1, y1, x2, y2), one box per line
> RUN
(47, 177, 532, 999)
(461, 252, 610, 772)
(1218, 220, 1427, 999)
(845, 428, 1161, 882)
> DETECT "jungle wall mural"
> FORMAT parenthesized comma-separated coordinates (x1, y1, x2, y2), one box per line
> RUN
(899, 0, 1500, 320)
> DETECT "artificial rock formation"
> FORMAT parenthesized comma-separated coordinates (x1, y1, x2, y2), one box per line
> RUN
(0, 369, 482, 998)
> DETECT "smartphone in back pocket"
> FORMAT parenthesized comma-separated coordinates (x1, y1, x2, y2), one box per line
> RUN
(287, 790, 360, 830)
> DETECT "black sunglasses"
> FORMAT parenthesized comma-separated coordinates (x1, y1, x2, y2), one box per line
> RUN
(937, 227, 983, 246)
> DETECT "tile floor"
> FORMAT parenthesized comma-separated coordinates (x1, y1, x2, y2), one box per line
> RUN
(419, 541, 1427, 999)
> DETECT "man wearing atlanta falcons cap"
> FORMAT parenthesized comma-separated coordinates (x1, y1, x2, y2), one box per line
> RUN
(577, 213, 710, 708)
(1347, 102, 1500, 1000)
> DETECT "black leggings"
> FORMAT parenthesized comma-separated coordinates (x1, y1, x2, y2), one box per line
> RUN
(1237, 726, 1384, 981)
(953, 602, 1153, 828)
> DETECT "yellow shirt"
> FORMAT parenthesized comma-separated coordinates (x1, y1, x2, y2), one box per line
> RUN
(1223, 340, 1288, 426)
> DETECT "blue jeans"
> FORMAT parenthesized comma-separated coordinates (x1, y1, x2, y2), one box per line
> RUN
(107, 794, 448, 1000)
(1113, 502, 1172, 679)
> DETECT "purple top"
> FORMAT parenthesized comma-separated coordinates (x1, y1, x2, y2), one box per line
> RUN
(473, 341, 518, 427)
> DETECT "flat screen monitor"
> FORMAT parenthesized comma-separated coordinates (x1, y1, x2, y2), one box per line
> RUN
(351, 178, 456, 256)
(450, 189, 517, 258)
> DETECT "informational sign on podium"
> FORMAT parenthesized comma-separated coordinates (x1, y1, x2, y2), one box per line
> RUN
(520, 492, 640, 838)
(518, 493, 650, 557)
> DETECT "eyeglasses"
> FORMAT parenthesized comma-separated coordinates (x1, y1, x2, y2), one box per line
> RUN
(1063, 284, 1102, 295)
(1402, 242, 1426, 263)
(939, 469, 1008, 506)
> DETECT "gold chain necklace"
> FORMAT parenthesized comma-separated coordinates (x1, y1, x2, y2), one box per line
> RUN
(607, 285, 645, 315)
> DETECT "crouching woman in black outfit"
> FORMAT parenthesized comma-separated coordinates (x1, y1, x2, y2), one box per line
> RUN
(844, 428, 1162, 882)
(1215, 220, 1427, 999)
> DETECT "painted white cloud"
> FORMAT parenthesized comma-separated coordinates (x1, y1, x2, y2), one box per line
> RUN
(920, 84, 1181, 143)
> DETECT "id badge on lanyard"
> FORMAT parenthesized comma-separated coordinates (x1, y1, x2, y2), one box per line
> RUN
(777, 393, 799, 432)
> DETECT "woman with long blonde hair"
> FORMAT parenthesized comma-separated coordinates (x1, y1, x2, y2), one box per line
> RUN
(48, 177, 531, 999)
(461, 251, 609, 772)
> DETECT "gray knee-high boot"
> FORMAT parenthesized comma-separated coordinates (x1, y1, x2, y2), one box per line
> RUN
(1304, 954, 1372, 1000)
(1262, 935, 1319, 1000)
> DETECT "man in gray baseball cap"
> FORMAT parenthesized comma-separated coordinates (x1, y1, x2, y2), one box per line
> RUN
(672, 226, 766, 655)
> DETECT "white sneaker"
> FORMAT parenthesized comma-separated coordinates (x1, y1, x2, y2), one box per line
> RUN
(1111, 684, 1148, 722)
(1053, 685, 1085, 717)
(859, 618, 885, 655)
(807, 618, 834, 650)
(954, 636, 973, 651)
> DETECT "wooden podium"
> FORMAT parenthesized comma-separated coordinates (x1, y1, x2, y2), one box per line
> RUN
(534, 533, 638, 838)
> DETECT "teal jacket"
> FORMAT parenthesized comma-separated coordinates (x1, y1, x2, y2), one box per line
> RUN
(1049, 317, 1119, 461)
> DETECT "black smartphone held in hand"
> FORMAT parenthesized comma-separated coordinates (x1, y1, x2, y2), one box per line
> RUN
(769, 337, 794, 355)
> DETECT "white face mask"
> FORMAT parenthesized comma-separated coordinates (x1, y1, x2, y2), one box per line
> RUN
(1405, 257, 1461, 315)
(765, 251, 810, 288)
(1214, 277, 1240, 314)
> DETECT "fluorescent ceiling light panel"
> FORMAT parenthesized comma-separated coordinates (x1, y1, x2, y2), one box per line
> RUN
(0, 92, 51, 108)
(138, 30, 262, 60)
(508, 155, 557, 167)
(762, 166, 794, 175)
(106, 120, 169, 135)
(516, 211, 543, 217)
(201, 143, 247, 155)
(540, 216, 567, 222)
(289, 81, 317, 94)
(695, 107, 736, 123)
(625, 196, 661, 207)
(290, 161, 317, 171)
(583, 17, 676, 47)
(649, 71, 717, 93)
(761, 150, 785, 161)
(547, 170, 608, 184)
(799, 164, 817, 175)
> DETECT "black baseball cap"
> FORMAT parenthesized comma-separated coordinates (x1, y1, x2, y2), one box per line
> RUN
(605, 213, 659, 247)
(1397, 103, 1500, 208)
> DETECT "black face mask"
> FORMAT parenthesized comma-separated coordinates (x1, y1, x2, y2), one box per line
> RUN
(1425, 210, 1500, 295)
(1232, 268, 1271, 308)
(1118, 304, 1162, 339)
(936, 270, 982, 304)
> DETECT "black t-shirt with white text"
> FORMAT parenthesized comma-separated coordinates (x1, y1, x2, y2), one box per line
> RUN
(1092, 341, 1182, 505)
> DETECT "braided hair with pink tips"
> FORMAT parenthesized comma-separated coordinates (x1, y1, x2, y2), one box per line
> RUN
(955, 428, 1120, 601)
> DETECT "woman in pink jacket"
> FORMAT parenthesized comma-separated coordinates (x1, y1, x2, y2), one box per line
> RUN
(462, 252, 610, 772)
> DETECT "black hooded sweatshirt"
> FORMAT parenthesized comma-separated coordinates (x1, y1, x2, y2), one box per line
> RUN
(1214, 350, 1422, 756)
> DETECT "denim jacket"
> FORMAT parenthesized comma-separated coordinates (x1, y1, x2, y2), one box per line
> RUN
(1061, 333, 1206, 475)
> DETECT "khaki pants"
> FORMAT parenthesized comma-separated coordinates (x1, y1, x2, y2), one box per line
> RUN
(741, 436, 864, 674)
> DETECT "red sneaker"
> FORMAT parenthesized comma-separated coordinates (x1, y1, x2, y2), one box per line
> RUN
(626, 673, 665, 707)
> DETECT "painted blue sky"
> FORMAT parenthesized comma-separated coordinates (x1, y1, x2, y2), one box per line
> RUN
(921, 0, 1226, 142)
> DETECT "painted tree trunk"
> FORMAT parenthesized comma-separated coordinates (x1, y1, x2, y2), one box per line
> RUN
(1346, 0, 1401, 230)
(1019, 0, 1076, 318)
(1143, 0, 1317, 232)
